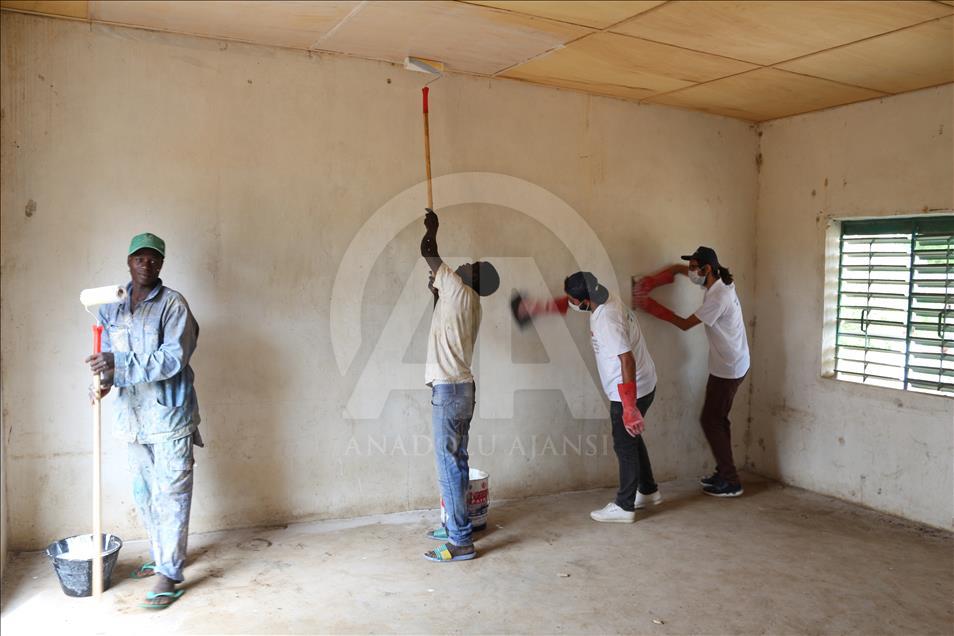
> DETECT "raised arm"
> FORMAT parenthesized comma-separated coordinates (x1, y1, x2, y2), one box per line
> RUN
(637, 297, 702, 331)
(632, 264, 686, 308)
(420, 208, 443, 274)
(631, 263, 699, 331)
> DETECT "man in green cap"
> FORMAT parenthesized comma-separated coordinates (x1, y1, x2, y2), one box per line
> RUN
(86, 232, 200, 609)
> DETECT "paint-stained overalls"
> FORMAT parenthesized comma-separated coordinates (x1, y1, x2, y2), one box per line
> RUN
(99, 281, 200, 583)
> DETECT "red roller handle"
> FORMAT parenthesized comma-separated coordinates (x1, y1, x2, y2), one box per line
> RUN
(422, 86, 429, 114)
(92, 324, 103, 355)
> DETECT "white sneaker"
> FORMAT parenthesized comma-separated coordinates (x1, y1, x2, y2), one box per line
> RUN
(634, 490, 663, 510)
(590, 502, 635, 523)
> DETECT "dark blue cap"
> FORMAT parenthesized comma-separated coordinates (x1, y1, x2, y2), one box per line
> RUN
(681, 246, 719, 269)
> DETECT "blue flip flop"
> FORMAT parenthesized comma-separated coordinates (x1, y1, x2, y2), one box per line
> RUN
(140, 589, 185, 609)
(424, 543, 477, 562)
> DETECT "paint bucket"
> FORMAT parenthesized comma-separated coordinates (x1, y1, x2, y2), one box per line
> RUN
(45, 533, 123, 597)
(440, 468, 489, 531)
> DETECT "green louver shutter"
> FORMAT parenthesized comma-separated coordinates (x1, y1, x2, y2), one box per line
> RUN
(836, 215, 954, 396)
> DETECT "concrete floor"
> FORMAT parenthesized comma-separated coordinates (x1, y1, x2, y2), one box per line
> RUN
(1, 474, 951, 635)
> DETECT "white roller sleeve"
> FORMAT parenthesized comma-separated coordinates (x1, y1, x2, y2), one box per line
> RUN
(80, 285, 126, 308)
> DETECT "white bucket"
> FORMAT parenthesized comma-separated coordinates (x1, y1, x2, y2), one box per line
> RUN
(440, 468, 489, 531)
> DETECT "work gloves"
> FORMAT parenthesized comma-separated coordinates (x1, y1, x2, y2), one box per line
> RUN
(510, 292, 569, 329)
(632, 267, 675, 308)
(618, 380, 645, 437)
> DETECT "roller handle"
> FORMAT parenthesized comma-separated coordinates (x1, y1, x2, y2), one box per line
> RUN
(422, 86, 429, 114)
(91, 324, 104, 393)
(92, 324, 103, 355)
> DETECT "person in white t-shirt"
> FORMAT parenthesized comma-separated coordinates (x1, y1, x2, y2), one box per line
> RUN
(634, 246, 750, 498)
(420, 208, 500, 562)
(564, 272, 663, 523)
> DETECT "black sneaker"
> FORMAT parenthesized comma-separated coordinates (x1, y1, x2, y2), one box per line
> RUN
(703, 480, 744, 497)
(699, 471, 720, 487)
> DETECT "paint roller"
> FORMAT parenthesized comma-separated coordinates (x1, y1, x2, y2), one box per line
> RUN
(405, 57, 444, 210)
(80, 284, 126, 597)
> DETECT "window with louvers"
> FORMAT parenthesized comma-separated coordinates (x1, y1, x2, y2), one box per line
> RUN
(836, 216, 953, 396)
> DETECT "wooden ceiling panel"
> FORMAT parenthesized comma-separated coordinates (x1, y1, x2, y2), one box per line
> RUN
(502, 32, 756, 100)
(646, 68, 886, 121)
(611, 1, 953, 66)
(88, 1, 360, 50)
(778, 16, 953, 94)
(504, 73, 661, 101)
(462, 1, 665, 29)
(0, 0, 87, 19)
(4, 0, 951, 123)
(316, 0, 591, 75)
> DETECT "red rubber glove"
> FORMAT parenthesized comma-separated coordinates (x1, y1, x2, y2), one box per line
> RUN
(639, 297, 676, 322)
(617, 381, 644, 437)
(631, 276, 652, 308)
(511, 293, 569, 329)
(646, 267, 676, 288)
(632, 268, 675, 308)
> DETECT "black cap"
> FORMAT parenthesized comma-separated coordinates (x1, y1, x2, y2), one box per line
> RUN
(564, 271, 600, 301)
(681, 246, 719, 270)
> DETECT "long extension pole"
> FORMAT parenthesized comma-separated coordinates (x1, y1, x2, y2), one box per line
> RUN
(92, 324, 104, 598)
(422, 86, 433, 209)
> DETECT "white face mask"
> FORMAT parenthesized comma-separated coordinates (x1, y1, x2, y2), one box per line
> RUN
(688, 268, 707, 286)
(568, 300, 588, 312)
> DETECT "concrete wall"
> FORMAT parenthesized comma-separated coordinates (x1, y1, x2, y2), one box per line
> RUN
(0, 13, 758, 550)
(1, 402, 7, 578)
(748, 85, 954, 529)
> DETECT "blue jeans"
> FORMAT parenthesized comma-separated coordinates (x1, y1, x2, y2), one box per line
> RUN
(431, 381, 476, 547)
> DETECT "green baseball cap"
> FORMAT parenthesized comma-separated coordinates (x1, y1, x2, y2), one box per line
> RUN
(128, 232, 165, 257)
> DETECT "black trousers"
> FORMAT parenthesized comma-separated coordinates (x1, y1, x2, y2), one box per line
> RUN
(610, 389, 658, 511)
(700, 374, 746, 486)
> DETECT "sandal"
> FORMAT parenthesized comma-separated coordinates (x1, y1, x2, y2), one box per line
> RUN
(129, 562, 157, 579)
(425, 527, 450, 541)
(424, 543, 476, 563)
(140, 589, 185, 609)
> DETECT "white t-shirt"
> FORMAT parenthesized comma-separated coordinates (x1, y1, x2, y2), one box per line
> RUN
(425, 263, 482, 385)
(693, 279, 750, 379)
(589, 294, 657, 401)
